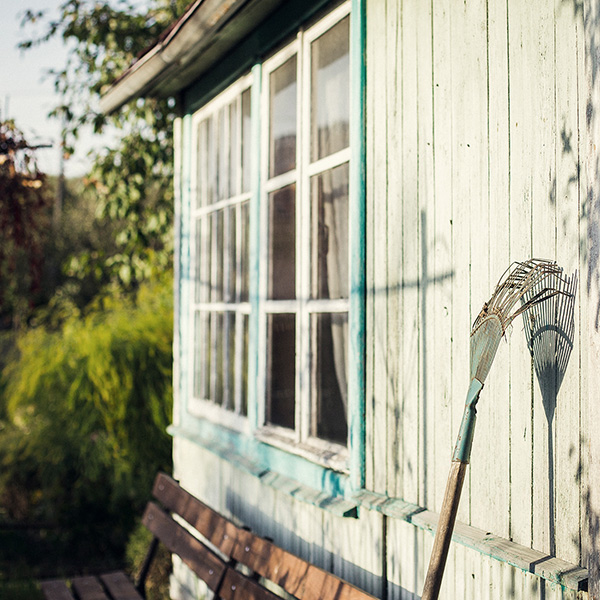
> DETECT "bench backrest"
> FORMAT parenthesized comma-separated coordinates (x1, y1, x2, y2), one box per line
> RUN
(144, 473, 378, 600)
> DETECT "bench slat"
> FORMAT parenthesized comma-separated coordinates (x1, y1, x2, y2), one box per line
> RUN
(71, 576, 110, 600)
(41, 580, 76, 600)
(99, 571, 143, 600)
(142, 501, 226, 592)
(152, 473, 378, 600)
(219, 567, 281, 600)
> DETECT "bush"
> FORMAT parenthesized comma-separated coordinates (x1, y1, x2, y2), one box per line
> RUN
(0, 275, 173, 557)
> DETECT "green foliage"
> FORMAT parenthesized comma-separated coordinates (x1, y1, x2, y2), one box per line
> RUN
(125, 521, 171, 600)
(0, 121, 51, 328)
(20, 0, 190, 294)
(0, 276, 173, 550)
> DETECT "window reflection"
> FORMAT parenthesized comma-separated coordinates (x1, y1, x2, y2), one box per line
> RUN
(311, 17, 350, 161)
(311, 163, 349, 300)
(270, 56, 297, 178)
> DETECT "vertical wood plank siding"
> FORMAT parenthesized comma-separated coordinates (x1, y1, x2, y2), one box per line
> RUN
(366, 0, 587, 582)
(172, 0, 593, 597)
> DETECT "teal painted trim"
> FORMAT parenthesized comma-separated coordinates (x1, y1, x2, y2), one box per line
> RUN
(348, 0, 366, 492)
(168, 422, 356, 515)
(183, 0, 334, 115)
(179, 114, 193, 428)
(248, 63, 262, 432)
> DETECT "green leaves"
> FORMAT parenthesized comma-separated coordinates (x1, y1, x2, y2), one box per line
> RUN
(0, 276, 173, 531)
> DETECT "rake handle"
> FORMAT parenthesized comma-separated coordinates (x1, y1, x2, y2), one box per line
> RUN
(421, 460, 468, 600)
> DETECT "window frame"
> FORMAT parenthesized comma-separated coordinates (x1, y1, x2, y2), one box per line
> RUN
(256, 1, 352, 470)
(177, 0, 365, 489)
(187, 72, 254, 435)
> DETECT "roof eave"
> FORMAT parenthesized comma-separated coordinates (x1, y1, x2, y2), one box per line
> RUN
(100, 0, 256, 114)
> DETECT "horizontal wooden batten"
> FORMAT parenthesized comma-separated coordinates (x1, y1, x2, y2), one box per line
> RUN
(352, 489, 588, 593)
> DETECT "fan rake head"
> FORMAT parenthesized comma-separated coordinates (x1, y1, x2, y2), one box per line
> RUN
(469, 259, 569, 384)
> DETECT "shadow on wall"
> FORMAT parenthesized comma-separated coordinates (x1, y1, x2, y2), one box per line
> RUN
(522, 271, 578, 559)
(225, 489, 420, 600)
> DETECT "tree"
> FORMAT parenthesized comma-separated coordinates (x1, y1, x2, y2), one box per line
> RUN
(20, 0, 190, 293)
(0, 120, 50, 328)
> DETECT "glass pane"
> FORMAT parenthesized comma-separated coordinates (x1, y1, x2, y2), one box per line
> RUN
(241, 88, 252, 193)
(212, 210, 224, 302)
(241, 314, 249, 416)
(224, 311, 235, 411)
(229, 100, 239, 197)
(207, 115, 216, 204)
(268, 184, 296, 300)
(194, 311, 211, 399)
(266, 313, 295, 429)
(240, 201, 250, 302)
(311, 16, 350, 161)
(217, 106, 229, 201)
(226, 207, 236, 302)
(194, 218, 202, 303)
(196, 119, 208, 208)
(212, 312, 224, 405)
(269, 55, 297, 178)
(311, 163, 349, 299)
(312, 312, 348, 445)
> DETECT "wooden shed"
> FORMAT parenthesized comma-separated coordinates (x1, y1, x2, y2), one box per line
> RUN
(102, 0, 600, 597)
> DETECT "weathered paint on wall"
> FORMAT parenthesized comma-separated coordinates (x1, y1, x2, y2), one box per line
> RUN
(170, 0, 595, 597)
(365, 0, 588, 572)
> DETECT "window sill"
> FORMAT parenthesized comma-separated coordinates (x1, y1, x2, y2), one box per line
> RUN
(254, 427, 349, 474)
(168, 422, 357, 518)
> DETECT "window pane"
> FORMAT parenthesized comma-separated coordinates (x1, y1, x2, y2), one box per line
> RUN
(212, 210, 224, 302)
(229, 100, 239, 197)
(196, 120, 208, 208)
(226, 207, 236, 302)
(194, 311, 211, 400)
(311, 163, 349, 299)
(217, 106, 229, 201)
(212, 312, 224, 405)
(266, 313, 296, 429)
(224, 311, 235, 411)
(240, 201, 250, 302)
(269, 55, 297, 178)
(311, 16, 350, 161)
(241, 88, 252, 193)
(268, 184, 296, 300)
(207, 115, 216, 204)
(241, 314, 249, 416)
(312, 312, 348, 445)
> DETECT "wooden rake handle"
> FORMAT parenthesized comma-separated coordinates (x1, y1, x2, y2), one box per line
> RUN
(421, 460, 468, 600)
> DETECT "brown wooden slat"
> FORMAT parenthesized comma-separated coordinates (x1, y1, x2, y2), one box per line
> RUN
(151, 473, 378, 600)
(218, 567, 281, 600)
(142, 501, 226, 591)
(41, 580, 76, 600)
(99, 572, 143, 600)
(70, 576, 110, 600)
(152, 473, 240, 556)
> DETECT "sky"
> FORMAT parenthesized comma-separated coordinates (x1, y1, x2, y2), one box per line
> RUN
(0, 0, 115, 177)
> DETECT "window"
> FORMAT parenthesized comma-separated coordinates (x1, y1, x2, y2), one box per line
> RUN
(189, 74, 253, 429)
(188, 2, 353, 467)
(258, 3, 351, 460)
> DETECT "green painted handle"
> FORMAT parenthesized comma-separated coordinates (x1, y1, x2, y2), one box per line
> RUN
(452, 379, 484, 463)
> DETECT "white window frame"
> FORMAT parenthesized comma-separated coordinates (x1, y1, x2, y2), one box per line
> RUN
(188, 72, 254, 435)
(257, 1, 352, 471)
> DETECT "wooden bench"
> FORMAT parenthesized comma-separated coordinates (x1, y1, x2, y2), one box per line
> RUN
(41, 472, 379, 600)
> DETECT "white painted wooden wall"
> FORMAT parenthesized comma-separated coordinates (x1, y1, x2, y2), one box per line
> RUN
(170, 0, 596, 598)
(365, 0, 590, 595)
